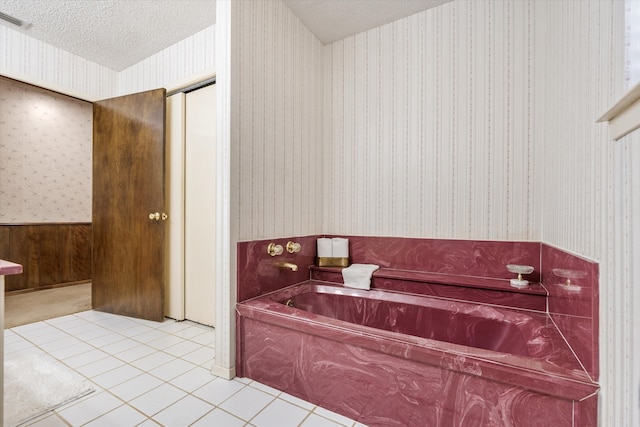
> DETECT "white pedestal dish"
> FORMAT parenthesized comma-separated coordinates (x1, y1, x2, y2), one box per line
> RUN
(506, 264, 534, 288)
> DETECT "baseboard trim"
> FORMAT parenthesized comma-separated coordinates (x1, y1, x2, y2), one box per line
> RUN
(5, 280, 91, 296)
(210, 363, 235, 380)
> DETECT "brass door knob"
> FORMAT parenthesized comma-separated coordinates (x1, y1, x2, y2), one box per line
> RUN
(149, 212, 160, 220)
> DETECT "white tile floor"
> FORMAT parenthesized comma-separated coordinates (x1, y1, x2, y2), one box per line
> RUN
(4, 310, 367, 427)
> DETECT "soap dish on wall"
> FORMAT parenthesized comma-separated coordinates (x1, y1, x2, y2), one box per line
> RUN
(506, 264, 534, 288)
(552, 268, 585, 292)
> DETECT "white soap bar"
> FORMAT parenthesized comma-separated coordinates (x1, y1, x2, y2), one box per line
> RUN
(317, 238, 333, 257)
(332, 238, 349, 258)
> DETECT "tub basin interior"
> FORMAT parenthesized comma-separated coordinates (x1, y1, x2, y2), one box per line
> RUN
(284, 290, 532, 355)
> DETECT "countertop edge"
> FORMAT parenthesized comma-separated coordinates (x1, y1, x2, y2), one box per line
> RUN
(0, 259, 24, 275)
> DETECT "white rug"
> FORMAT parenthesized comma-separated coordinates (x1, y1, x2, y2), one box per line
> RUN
(4, 354, 94, 427)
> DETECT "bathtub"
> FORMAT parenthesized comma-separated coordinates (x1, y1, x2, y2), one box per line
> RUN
(236, 280, 598, 426)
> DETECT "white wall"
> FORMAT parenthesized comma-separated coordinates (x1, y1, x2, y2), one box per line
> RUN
(0, 21, 215, 100)
(117, 25, 215, 96)
(213, 0, 233, 377)
(231, 0, 325, 242)
(0, 77, 92, 223)
(533, 1, 638, 425)
(0, 25, 116, 100)
(212, 0, 325, 376)
(536, 0, 619, 257)
(323, 1, 540, 240)
(608, 129, 640, 427)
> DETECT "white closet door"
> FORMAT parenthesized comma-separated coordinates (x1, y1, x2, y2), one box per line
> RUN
(185, 84, 216, 326)
(165, 93, 186, 321)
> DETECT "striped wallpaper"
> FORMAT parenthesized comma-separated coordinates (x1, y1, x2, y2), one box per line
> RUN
(626, 0, 640, 86)
(0, 25, 116, 100)
(0, 22, 215, 100)
(323, 1, 540, 241)
(231, 0, 325, 242)
(534, 1, 637, 425)
(117, 25, 215, 96)
(609, 129, 640, 427)
(210, 0, 326, 378)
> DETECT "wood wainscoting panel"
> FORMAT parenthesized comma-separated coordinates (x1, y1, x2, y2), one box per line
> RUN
(0, 223, 91, 292)
(0, 227, 9, 259)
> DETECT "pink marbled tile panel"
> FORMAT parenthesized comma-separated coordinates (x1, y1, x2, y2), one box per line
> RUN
(309, 267, 343, 283)
(374, 278, 547, 311)
(339, 235, 541, 282)
(374, 269, 546, 294)
(239, 236, 542, 303)
(312, 266, 546, 294)
(238, 282, 597, 397)
(237, 308, 591, 427)
(574, 392, 598, 427)
(236, 235, 318, 302)
(242, 319, 575, 426)
(286, 284, 555, 357)
(310, 266, 547, 311)
(541, 243, 599, 380)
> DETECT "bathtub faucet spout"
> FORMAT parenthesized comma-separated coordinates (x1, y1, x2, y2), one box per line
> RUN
(277, 262, 298, 272)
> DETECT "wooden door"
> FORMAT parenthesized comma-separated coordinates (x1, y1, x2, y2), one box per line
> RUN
(92, 89, 166, 322)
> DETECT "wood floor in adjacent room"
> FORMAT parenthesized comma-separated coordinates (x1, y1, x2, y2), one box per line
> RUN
(4, 283, 91, 328)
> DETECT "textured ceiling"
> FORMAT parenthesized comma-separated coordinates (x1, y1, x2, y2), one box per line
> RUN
(0, 0, 216, 71)
(0, 0, 452, 72)
(283, 0, 452, 44)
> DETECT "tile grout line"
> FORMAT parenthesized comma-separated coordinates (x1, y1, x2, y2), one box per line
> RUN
(8, 313, 216, 426)
(5, 310, 365, 427)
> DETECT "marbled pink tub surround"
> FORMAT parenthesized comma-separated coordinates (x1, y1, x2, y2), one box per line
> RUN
(237, 235, 318, 302)
(345, 236, 541, 281)
(541, 243, 599, 380)
(236, 235, 599, 426)
(311, 236, 546, 312)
